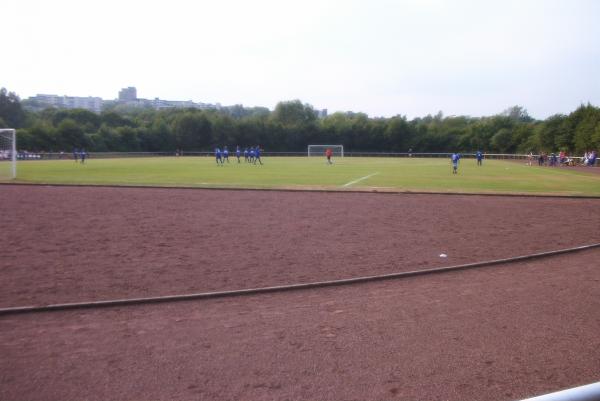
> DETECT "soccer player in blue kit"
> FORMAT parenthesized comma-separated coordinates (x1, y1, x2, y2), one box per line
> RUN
(254, 145, 263, 165)
(476, 151, 483, 166)
(215, 147, 223, 165)
(249, 147, 255, 163)
(223, 146, 230, 163)
(236, 146, 241, 163)
(451, 152, 460, 174)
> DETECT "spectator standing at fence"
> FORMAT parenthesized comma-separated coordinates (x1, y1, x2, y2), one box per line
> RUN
(538, 151, 545, 166)
(583, 151, 591, 166)
(527, 151, 533, 166)
(244, 147, 249, 162)
(236, 146, 241, 163)
(476, 150, 483, 166)
(559, 150, 566, 165)
(325, 147, 333, 165)
(451, 152, 460, 174)
(588, 151, 597, 166)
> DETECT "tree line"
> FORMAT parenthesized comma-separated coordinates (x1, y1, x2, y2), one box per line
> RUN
(1, 88, 599, 155)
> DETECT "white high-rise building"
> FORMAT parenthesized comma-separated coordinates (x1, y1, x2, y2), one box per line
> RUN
(28, 94, 103, 113)
(118, 87, 137, 101)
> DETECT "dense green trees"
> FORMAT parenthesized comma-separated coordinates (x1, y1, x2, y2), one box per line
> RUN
(5, 88, 600, 155)
(0, 88, 26, 128)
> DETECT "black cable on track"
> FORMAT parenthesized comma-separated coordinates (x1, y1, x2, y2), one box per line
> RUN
(1, 243, 599, 316)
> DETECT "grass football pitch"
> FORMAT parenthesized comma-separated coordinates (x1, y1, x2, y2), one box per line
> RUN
(5, 156, 600, 196)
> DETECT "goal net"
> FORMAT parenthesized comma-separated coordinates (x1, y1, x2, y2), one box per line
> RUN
(0, 129, 16, 180)
(307, 145, 344, 157)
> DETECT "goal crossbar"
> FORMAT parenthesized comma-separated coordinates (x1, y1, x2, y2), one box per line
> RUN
(307, 144, 344, 157)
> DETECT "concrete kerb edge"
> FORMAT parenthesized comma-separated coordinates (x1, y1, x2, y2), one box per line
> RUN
(2, 182, 600, 199)
(1, 243, 599, 316)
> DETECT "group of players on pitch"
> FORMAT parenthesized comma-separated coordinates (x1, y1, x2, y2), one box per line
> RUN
(215, 146, 263, 165)
(214, 146, 484, 173)
(451, 150, 484, 174)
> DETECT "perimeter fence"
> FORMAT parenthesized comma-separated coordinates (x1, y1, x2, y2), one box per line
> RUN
(10, 151, 598, 166)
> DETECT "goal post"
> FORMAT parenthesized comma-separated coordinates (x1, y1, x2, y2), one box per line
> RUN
(0, 129, 17, 180)
(307, 144, 344, 157)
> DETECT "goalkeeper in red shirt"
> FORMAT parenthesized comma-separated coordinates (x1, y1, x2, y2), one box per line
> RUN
(325, 148, 333, 165)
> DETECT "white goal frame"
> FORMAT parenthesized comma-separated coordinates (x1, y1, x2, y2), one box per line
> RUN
(307, 144, 344, 157)
(0, 129, 17, 179)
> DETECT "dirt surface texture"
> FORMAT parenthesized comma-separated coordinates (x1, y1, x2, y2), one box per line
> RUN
(1, 185, 599, 307)
(1, 185, 599, 401)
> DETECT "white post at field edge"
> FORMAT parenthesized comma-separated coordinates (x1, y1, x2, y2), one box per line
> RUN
(12, 129, 16, 179)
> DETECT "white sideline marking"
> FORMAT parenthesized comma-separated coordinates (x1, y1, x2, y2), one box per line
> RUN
(342, 172, 379, 187)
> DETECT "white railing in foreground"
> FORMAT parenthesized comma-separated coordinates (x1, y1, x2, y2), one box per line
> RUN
(518, 382, 600, 401)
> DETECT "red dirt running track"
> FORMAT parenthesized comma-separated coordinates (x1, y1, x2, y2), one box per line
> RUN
(1, 185, 599, 400)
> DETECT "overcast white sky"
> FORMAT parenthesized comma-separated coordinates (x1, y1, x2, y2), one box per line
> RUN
(3, 0, 600, 119)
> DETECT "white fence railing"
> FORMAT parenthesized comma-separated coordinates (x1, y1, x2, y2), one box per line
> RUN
(8, 151, 599, 166)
